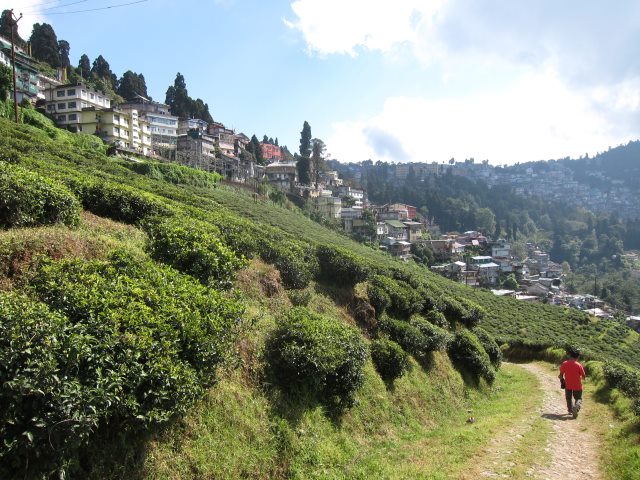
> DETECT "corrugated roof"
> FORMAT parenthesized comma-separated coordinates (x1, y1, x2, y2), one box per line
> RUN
(386, 220, 407, 228)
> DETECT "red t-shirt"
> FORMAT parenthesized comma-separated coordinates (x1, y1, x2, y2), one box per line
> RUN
(560, 359, 586, 391)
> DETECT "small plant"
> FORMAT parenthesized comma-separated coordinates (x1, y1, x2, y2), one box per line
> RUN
(473, 326, 503, 368)
(371, 338, 409, 382)
(0, 162, 80, 228)
(448, 330, 496, 385)
(265, 307, 367, 408)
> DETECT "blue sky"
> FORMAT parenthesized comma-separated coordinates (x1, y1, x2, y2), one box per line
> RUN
(3, 0, 640, 165)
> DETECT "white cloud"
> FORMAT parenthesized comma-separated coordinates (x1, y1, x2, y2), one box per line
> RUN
(327, 70, 639, 165)
(284, 0, 447, 56)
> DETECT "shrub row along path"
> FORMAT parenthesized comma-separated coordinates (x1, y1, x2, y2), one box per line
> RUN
(473, 362, 602, 480)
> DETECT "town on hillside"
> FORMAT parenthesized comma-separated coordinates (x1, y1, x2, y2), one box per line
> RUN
(2, 28, 639, 333)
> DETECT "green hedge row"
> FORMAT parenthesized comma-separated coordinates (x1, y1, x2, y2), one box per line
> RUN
(0, 162, 80, 229)
(143, 216, 246, 289)
(124, 161, 222, 189)
(378, 315, 449, 362)
(316, 245, 371, 287)
(473, 327, 503, 368)
(0, 251, 243, 476)
(371, 338, 409, 382)
(603, 362, 640, 415)
(448, 330, 496, 385)
(259, 239, 319, 289)
(265, 307, 367, 408)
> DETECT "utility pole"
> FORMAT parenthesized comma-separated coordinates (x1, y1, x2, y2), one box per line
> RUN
(8, 9, 23, 123)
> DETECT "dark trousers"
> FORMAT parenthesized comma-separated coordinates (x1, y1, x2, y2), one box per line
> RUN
(565, 389, 583, 411)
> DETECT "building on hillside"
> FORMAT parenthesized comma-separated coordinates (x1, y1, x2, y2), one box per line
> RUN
(265, 162, 297, 190)
(45, 83, 111, 129)
(260, 142, 283, 162)
(178, 118, 208, 135)
(234, 133, 250, 156)
(119, 100, 178, 158)
(207, 122, 237, 157)
(384, 220, 408, 241)
(315, 196, 342, 219)
(176, 130, 217, 171)
(491, 239, 511, 258)
(337, 186, 365, 206)
(403, 220, 423, 242)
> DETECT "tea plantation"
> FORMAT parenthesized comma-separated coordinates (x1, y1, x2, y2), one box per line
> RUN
(0, 105, 639, 478)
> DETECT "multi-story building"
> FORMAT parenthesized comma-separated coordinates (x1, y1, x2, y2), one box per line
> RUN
(260, 142, 283, 162)
(176, 130, 217, 171)
(265, 162, 298, 190)
(119, 101, 178, 157)
(45, 83, 111, 129)
(208, 122, 236, 157)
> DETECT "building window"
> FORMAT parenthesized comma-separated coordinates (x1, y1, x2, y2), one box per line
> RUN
(46, 104, 54, 111)
(81, 102, 88, 108)
(56, 90, 65, 97)
(67, 101, 77, 109)
(90, 93, 94, 100)
(81, 90, 87, 98)
(57, 115, 66, 121)
(114, 127, 120, 134)
(68, 113, 77, 121)
(67, 89, 76, 96)
(57, 103, 66, 109)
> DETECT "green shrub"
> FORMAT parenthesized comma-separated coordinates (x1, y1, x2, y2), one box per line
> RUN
(371, 338, 409, 382)
(366, 281, 391, 318)
(29, 250, 243, 419)
(409, 315, 452, 351)
(0, 292, 99, 477)
(603, 362, 640, 415)
(67, 176, 170, 224)
(425, 309, 448, 328)
(265, 307, 367, 408)
(316, 245, 370, 287)
(442, 297, 485, 328)
(260, 240, 318, 289)
(0, 162, 80, 228)
(143, 216, 246, 289)
(473, 326, 503, 368)
(378, 315, 446, 361)
(448, 330, 496, 384)
(370, 275, 424, 318)
(125, 161, 222, 189)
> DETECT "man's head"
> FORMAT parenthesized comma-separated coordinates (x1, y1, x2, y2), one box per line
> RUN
(566, 345, 581, 359)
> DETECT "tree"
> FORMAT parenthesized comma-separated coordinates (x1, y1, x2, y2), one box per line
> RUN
(1, 10, 25, 48)
(502, 274, 519, 290)
(91, 55, 116, 88)
(249, 135, 264, 165)
(311, 138, 326, 187)
(77, 54, 91, 79)
(0, 63, 11, 101)
(297, 157, 311, 185)
(475, 207, 496, 236)
(30, 23, 60, 67)
(165, 72, 212, 122)
(57, 40, 70, 68)
(117, 70, 149, 101)
(299, 121, 311, 157)
(262, 135, 269, 143)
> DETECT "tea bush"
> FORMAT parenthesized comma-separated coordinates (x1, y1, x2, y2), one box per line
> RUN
(125, 161, 221, 189)
(369, 275, 424, 318)
(260, 239, 318, 289)
(0, 292, 99, 477)
(316, 245, 371, 287)
(67, 176, 171, 224)
(603, 362, 640, 415)
(371, 338, 409, 382)
(409, 315, 452, 351)
(473, 327, 503, 368)
(0, 162, 80, 228)
(424, 309, 448, 329)
(143, 216, 246, 289)
(448, 330, 496, 384)
(366, 281, 391, 318)
(265, 307, 367, 407)
(378, 315, 444, 361)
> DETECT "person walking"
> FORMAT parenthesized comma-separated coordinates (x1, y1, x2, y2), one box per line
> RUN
(559, 348, 586, 418)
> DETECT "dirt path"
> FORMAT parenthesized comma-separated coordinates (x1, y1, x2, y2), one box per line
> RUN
(472, 362, 602, 480)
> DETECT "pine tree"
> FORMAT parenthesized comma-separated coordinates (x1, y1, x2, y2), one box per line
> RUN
(299, 121, 311, 157)
(117, 71, 149, 101)
(57, 40, 70, 68)
(77, 54, 91, 79)
(30, 23, 60, 67)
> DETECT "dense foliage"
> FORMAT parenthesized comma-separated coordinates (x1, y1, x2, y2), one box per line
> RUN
(143, 216, 246, 289)
(603, 362, 640, 416)
(371, 338, 409, 382)
(265, 307, 367, 408)
(0, 252, 242, 476)
(0, 162, 80, 228)
(448, 330, 496, 385)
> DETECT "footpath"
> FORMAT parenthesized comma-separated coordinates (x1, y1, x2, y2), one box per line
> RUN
(469, 362, 602, 480)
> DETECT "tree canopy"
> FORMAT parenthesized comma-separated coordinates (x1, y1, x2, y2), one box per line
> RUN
(30, 23, 61, 67)
(116, 71, 149, 102)
(299, 121, 311, 158)
(0, 10, 26, 48)
(165, 72, 213, 122)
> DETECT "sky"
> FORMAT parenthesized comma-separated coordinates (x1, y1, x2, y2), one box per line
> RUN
(2, 0, 640, 165)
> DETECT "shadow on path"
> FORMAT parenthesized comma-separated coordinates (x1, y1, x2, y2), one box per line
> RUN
(542, 412, 572, 421)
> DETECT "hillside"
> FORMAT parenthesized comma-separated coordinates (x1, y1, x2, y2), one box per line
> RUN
(1, 107, 639, 478)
